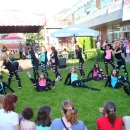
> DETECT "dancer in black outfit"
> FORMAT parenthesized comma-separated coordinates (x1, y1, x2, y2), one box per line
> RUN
(50, 46, 62, 80)
(27, 72, 59, 92)
(101, 44, 115, 75)
(112, 41, 129, 80)
(105, 69, 130, 95)
(8, 56, 22, 89)
(75, 45, 85, 77)
(0, 75, 15, 95)
(28, 46, 39, 80)
(64, 67, 100, 91)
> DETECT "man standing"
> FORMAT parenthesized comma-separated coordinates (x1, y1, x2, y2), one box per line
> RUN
(18, 43, 23, 59)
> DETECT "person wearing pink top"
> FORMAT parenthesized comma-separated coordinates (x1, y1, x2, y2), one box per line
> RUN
(101, 44, 115, 75)
(87, 63, 107, 80)
(126, 40, 130, 58)
(27, 72, 60, 92)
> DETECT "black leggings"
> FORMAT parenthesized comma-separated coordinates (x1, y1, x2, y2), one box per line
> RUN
(71, 77, 100, 91)
(94, 70, 107, 80)
(29, 78, 55, 92)
(79, 62, 85, 76)
(52, 64, 62, 78)
(104, 59, 115, 75)
(116, 59, 128, 80)
(32, 64, 39, 80)
(8, 70, 21, 88)
(114, 76, 130, 95)
(41, 62, 48, 77)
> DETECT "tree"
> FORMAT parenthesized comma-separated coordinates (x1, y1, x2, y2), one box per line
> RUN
(24, 29, 44, 45)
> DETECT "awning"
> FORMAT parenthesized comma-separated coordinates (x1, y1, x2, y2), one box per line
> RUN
(0, 10, 46, 33)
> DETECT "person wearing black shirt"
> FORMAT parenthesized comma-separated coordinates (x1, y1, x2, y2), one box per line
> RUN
(50, 46, 62, 80)
(113, 41, 129, 80)
(0, 75, 14, 95)
(75, 45, 85, 77)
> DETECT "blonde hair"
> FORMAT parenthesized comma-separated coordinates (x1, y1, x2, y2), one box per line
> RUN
(114, 41, 120, 50)
(71, 66, 77, 73)
(62, 100, 78, 125)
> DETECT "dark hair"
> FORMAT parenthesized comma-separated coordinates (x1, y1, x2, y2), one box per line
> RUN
(51, 46, 55, 51)
(92, 63, 100, 72)
(22, 107, 34, 120)
(62, 100, 78, 125)
(104, 100, 116, 127)
(2, 94, 18, 112)
(39, 73, 46, 81)
(0, 75, 3, 79)
(111, 69, 117, 77)
(35, 105, 51, 126)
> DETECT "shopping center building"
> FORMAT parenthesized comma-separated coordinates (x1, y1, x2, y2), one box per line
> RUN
(59, 0, 130, 42)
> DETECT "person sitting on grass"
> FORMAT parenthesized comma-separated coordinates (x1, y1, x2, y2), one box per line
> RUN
(87, 63, 107, 81)
(0, 94, 19, 130)
(104, 68, 130, 95)
(0, 75, 15, 95)
(27, 72, 60, 92)
(51, 100, 87, 130)
(123, 107, 130, 130)
(35, 105, 52, 130)
(64, 66, 100, 91)
(20, 107, 36, 130)
(96, 100, 123, 130)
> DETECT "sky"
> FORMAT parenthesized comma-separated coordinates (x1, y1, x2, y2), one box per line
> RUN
(0, 0, 80, 20)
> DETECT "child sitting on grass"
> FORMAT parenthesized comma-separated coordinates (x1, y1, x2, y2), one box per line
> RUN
(27, 72, 60, 92)
(87, 63, 107, 81)
(64, 66, 100, 91)
(20, 107, 36, 130)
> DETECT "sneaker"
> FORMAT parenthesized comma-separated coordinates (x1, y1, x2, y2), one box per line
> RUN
(27, 72, 31, 78)
(55, 76, 60, 82)
(59, 76, 63, 81)
(51, 86, 55, 90)
(18, 86, 22, 89)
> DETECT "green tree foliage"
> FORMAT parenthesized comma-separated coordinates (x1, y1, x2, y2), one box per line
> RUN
(77, 36, 95, 52)
(24, 29, 44, 45)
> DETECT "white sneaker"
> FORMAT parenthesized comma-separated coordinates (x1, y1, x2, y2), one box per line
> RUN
(27, 72, 31, 78)
(55, 76, 60, 82)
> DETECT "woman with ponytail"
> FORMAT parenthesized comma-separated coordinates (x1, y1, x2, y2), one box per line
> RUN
(51, 100, 87, 130)
(96, 100, 123, 130)
(35, 105, 51, 130)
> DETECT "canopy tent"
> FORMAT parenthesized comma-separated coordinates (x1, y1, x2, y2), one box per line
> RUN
(0, 33, 26, 43)
(0, 10, 46, 33)
(51, 24, 99, 38)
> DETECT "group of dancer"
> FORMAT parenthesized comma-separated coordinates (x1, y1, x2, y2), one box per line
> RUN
(0, 40, 130, 95)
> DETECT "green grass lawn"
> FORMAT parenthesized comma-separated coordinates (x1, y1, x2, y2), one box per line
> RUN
(2, 60, 130, 130)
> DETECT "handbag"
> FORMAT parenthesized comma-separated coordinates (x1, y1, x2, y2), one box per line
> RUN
(61, 118, 68, 130)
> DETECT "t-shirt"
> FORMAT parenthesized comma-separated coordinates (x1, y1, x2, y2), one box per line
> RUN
(0, 108, 19, 130)
(36, 125, 50, 130)
(39, 80, 46, 86)
(93, 71, 98, 77)
(51, 118, 87, 130)
(96, 116, 123, 130)
(18, 45, 23, 52)
(111, 76, 118, 88)
(115, 48, 123, 61)
(123, 116, 130, 130)
(71, 74, 78, 83)
(105, 50, 111, 59)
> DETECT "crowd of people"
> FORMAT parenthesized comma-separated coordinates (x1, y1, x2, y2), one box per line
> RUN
(0, 39, 130, 129)
(0, 94, 130, 130)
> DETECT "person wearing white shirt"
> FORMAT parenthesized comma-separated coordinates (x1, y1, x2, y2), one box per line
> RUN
(0, 94, 19, 130)
(96, 41, 101, 49)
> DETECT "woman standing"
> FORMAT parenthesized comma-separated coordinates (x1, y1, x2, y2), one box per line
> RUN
(0, 94, 19, 130)
(75, 45, 85, 77)
(51, 100, 87, 130)
(113, 41, 129, 80)
(50, 46, 62, 80)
